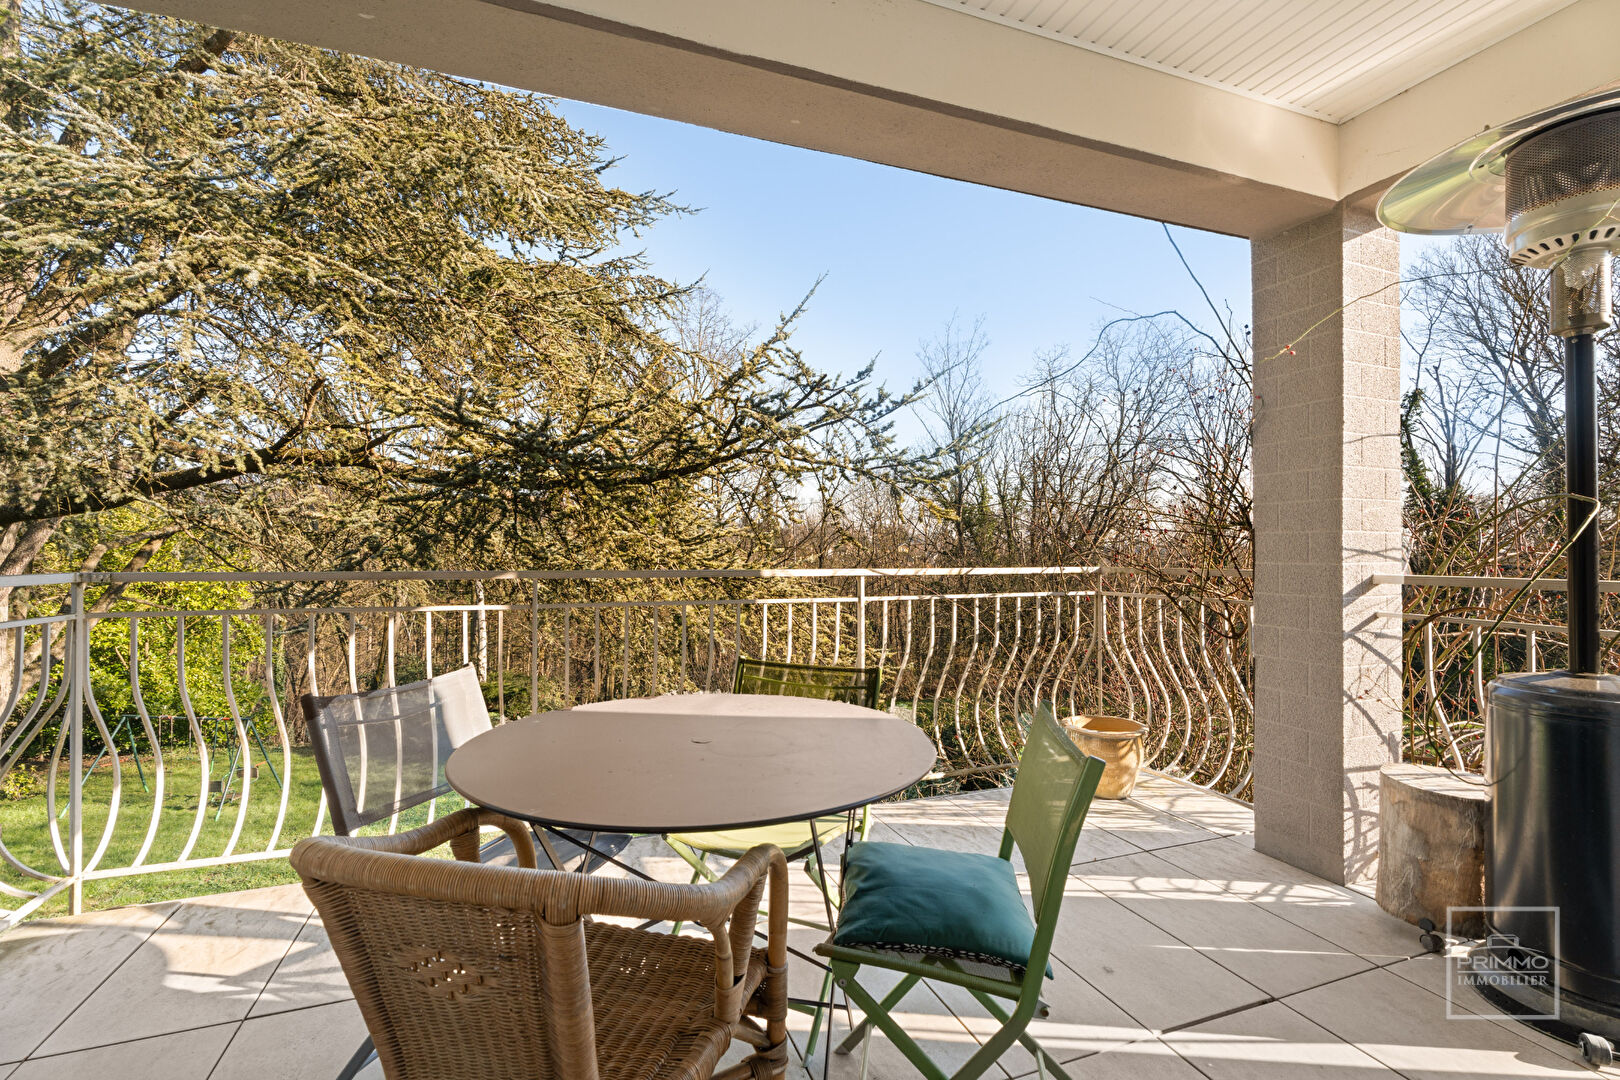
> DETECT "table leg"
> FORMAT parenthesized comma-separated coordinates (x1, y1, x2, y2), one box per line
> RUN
(538, 825, 656, 881)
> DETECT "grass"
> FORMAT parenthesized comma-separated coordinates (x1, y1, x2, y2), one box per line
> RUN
(0, 744, 471, 920)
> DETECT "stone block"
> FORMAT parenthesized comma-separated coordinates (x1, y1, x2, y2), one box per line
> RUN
(1376, 764, 1489, 936)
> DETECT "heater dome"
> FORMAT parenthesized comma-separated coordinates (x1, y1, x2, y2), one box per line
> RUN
(1376, 84, 1620, 249)
(1504, 109, 1620, 269)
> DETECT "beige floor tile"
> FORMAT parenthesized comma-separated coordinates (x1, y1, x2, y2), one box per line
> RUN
(872, 813, 1006, 854)
(1081, 797, 1222, 851)
(1041, 873, 1268, 1032)
(811, 964, 1013, 1079)
(37, 885, 313, 1056)
(1130, 775, 1255, 836)
(211, 998, 369, 1080)
(1284, 966, 1594, 1078)
(1012, 1037, 1207, 1079)
(934, 954, 1156, 1075)
(246, 914, 351, 1017)
(0, 901, 177, 1063)
(899, 794, 1139, 864)
(863, 820, 914, 846)
(1384, 954, 1618, 1073)
(1152, 838, 1421, 962)
(1072, 826, 1146, 864)
(11, 1023, 236, 1080)
(1163, 1000, 1401, 1078)
(945, 787, 1013, 809)
(1072, 850, 1372, 997)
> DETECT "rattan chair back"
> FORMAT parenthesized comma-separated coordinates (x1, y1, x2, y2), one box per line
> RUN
(732, 657, 881, 710)
(292, 810, 791, 1080)
(302, 664, 492, 837)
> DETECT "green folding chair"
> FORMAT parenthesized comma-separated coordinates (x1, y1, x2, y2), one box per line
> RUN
(815, 706, 1105, 1080)
(665, 657, 884, 1056)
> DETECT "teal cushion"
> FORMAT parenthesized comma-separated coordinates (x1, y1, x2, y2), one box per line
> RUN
(832, 841, 1051, 978)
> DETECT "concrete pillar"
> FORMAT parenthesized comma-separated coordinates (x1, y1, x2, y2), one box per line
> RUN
(1250, 201, 1404, 885)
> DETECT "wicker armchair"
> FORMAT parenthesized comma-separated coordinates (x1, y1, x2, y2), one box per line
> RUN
(291, 808, 790, 1080)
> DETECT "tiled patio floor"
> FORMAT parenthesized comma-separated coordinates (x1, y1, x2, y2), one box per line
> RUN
(2, 773, 1614, 1079)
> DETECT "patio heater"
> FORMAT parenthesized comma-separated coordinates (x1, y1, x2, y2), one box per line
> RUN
(1379, 88, 1620, 1061)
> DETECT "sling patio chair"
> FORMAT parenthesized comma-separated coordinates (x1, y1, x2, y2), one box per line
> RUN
(662, 657, 883, 1056)
(291, 809, 792, 1080)
(301, 663, 630, 872)
(815, 706, 1106, 1080)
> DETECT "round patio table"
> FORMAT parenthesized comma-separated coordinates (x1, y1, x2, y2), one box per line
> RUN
(444, 692, 937, 835)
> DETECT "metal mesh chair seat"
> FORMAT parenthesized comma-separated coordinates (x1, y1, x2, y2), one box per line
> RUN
(732, 658, 881, 709)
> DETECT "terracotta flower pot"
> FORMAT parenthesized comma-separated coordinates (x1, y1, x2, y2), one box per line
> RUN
(1061, 714, 1147, 799)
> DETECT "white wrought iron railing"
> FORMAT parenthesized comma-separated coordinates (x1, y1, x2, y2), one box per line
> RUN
(1376, 571, 1620, 774)
(0, 566, 1251, 924)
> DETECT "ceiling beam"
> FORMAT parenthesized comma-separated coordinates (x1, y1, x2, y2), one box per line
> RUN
(113, 0, 1339, 236)
(1340, 0, 1620, 199)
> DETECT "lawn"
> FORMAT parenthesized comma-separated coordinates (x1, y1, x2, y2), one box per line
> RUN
(0, 744, 471, 920)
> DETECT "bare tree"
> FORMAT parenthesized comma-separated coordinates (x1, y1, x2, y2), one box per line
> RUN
(915, 315, 999, 563)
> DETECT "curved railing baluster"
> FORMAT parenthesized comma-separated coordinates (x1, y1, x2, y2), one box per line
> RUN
(307, 615, 329, 840)
(175, 615, 211, 862)
(1012, 598, 1041, 721)
(1172, 608, 1211, 777)
(1097, 596, 1132, 721)
(1151, 598, 1191, 771)
(972, 599, 1002, 761)
(218, 616, 253, 858)
(128, 620, 166, 866)
(1128, 597, 1164, 751)
(1033, 596, 1058, 716)
(1194, 614, 1234, 787)
(991, 599, 1021, 757)
(932, 601, 963, 762)
(956, 599, 983, 763)
(1208, 628, 1243, 790)
(79, 668, 124, 874)
(0, 628, 68, 885)
(1050, 594, 1083, 724)
(914, 599, 938, 750)
(264, 613, 293, 852)
(892, 600, 914, 717)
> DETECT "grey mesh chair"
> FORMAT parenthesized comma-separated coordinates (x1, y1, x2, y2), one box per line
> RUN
(301, 665, 629, 871)
(301, 665, 631, 1080)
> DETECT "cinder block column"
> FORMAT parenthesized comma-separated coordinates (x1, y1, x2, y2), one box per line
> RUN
(1250, 201, 1403, 885)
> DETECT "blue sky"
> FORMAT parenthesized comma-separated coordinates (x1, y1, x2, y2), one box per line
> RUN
(555, 98, 1460, 446)
(555, 99, 1255, 439)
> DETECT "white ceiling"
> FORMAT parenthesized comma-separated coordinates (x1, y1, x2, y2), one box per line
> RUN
(914, 0, 1580, 122)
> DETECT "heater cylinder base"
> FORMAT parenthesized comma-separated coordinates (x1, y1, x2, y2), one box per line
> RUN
(1487, 672, 1620, 1008)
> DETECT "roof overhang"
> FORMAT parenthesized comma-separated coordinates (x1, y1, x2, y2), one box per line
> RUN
(98, 0, 1620, 237)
